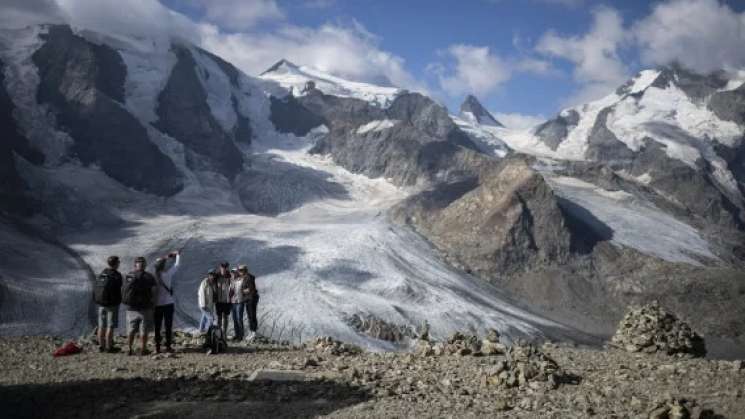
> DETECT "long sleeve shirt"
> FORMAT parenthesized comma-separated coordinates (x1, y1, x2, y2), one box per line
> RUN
(155, 254, 181, 307)
(198, 278, 216, 312)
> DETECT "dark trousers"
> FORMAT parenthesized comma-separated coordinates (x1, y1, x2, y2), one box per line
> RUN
(247, 294, 259, 332)
(154, 303, 174, 348)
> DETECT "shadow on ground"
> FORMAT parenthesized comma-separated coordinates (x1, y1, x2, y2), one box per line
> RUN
(0, 376, 371, 419)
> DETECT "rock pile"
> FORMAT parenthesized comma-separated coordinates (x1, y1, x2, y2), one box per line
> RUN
(415, 329, 507, 357)
(647, 398, 717, 419)
(306, 336, 363, 356)
(611, 301, 707, 357)
(347, 314, 414, 343)
(481, 344, 563, 390)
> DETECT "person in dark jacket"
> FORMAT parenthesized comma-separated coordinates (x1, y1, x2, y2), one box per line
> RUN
(123, 256, 158, 356)
(95, 256, 123, 353)
(238, 264, 259, 341)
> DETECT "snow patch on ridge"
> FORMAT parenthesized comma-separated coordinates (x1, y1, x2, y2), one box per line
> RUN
(356, 119, 398, 134)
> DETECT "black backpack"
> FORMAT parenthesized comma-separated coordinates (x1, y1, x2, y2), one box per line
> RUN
(205, 325, 228, 354)
(93, 269, 121, 306)
(122, 272, 153, 310)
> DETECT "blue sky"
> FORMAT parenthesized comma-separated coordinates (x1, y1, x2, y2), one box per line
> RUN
(8, 0, 745, 127)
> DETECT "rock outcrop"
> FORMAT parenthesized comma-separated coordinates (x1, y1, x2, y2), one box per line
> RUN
(393, 157, 572, 276)
(154, 46, 244, 180)
(32, 25, 183, 196)
(611, 301, 707, 357)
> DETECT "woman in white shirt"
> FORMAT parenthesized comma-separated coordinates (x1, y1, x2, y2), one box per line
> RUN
(153, 250, 181, 353)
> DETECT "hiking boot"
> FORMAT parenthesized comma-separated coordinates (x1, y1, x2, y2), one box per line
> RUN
(107, 347, 121, 354)
(99, 345, 106, 353)
(164, 346, 174, 353)
(140, 349, 152, 356)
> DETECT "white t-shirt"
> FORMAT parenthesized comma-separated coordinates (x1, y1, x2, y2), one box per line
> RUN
(155, 254, 180, 306)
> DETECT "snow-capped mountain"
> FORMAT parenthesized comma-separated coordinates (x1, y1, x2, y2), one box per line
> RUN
(0, 24, 581, 348)
(260, 59, 405, 108)
(459, 94, 503, 127)
(0, 23, 743, 355)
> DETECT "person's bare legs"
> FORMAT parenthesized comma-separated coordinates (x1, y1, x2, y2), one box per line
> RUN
(128, 331, 136, 355)
(106, 328, 115, 349)
(141, 333, 149, 354)
(97, 327, 106, 351)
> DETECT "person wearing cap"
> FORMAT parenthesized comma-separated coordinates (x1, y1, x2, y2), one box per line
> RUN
(229, 266, 250, 341)
(198, 270, 218, 334)
(153, 250, 181, 353)
(123, 256, 158, 356)
(238, 264, 259, 341)
(95, 256, 123, 353)
(215, 261, 233, 337)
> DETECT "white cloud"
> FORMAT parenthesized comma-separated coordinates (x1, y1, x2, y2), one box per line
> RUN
(54, 0, 199, 42)
(536, 6, 630, 105)
(430, 44, 512, 97)
(0, 0, 422, 94)
(493, 112, 546, 129)
(0, 0, 65, 28)
(187, 0, 284, 31)
(634, 0, 745, 74)
(199, 20, 425, 91)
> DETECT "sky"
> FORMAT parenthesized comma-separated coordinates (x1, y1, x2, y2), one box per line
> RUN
(3, 0, 745, 128)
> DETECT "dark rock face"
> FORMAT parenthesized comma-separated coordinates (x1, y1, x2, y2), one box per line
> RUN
(0, 59, 43, 214)
(32, 25, 183, 196)
(584, 108, 635, 163)
(534, 110, 579, 151)
(459, 94, 503, 127)
(709, 83, 745, 125)
(651, 65, 728, 102)
(306, 91, 486, 186)
(392, 158, 572, 276)
(269, 94, 326, 136)
(154, 46, 243, 180)
(628, 140, 744, 230)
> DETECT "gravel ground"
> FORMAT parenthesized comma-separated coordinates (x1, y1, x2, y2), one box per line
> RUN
(0, 335, 743, 418)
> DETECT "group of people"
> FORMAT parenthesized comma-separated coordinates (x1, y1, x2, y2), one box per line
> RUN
(93, 251, 260, 356)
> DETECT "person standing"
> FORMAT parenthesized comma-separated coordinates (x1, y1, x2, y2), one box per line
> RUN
(153, 250, 181, 353)
(215, 261, 232, 337)
(229, 267, 249, 341)
(198, 270, 218, 334)
(238, 264, 259, 341)
(93, 256, 123, 353)
(122, 256, 157, 356)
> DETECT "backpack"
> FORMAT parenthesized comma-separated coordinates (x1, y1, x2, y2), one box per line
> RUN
(205, 325, 228, 354)
(122, 272, 153, 310)
(93, 269, 120, 306)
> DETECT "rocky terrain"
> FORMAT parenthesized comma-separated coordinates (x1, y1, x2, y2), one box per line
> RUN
(1, 323, 743, 418)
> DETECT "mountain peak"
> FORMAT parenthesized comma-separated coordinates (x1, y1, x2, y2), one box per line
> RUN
(261, 59, 300, 75)
(459, 95, 503, 127)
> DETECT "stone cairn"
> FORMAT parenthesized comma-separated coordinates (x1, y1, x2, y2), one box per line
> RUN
(611, 301, 706, 357)
(481, 344, 563, 390)
(415, 328, 508, 357)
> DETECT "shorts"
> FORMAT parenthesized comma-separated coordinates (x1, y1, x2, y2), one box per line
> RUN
(126, 309, 154, 335)
(97, 305, 119, 329)
(216, 303, 232, 316)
